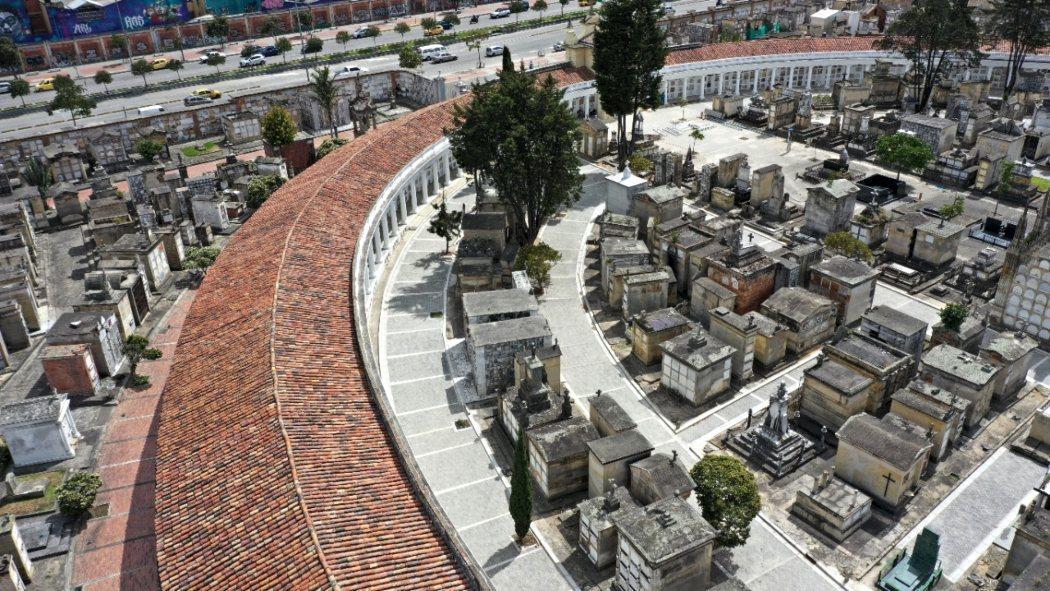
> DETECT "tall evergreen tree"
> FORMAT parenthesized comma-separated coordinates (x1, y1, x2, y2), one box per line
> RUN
(308, 66, 340, 138)
(877, 0, 982, 112)
(985, 0, 1050, 101)
(509, 426, 532, 540)
(593, 0, 668, 170)
(502, 47, 514, 72)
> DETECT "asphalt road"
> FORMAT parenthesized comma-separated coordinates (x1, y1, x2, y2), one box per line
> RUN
(0, 0, 719, 138)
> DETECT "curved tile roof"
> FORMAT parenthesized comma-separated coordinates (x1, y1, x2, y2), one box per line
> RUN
(155, 99, 474, 590)
(666, 36, 883, 65)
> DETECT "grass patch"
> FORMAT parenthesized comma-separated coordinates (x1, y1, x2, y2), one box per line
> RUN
(1030, 176, 1050, 191)
(0, 471, 65, 517)
(181, 141, 221, 157)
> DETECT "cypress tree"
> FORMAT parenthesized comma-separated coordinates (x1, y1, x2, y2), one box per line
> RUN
(502, 47, 514, 72)
(509, 426, 532, 540)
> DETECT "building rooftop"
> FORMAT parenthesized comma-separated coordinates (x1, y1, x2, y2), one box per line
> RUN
(693, 276, 735, 300)
(462, 212, 506, 232)
(903, 113, 957, 130)
(470, 315, 551, 347)
(761, 287, 835, 324)
(837, 413, 930, 470)
(745, 311, 784, 338)
(891, 383, 965, 421)
(916, 219, 966, 239)
(578, 486, 640, 531)
(636, 308, 691, 334)
(615, 496, 716, 564)
(458, 237, 499, 259)
(638, 185, 687, 205)
(587, 429, 653, 464)
(811, 179, 859, 200)
(807, 359, 872, 396)
(800, 476, 871, 518)
(589, 395, 637, 433)
(623, 270, 671, 286)
(923, 344, 999, 388)
(631, 453, 693, 500)
(0, 394, 66, 426)
(710, 307, 758, 333)
(602, 238, 650, 257)
(103, 232, 158, 253)
(812, 255, 877, 285)
(47, 312, 107, 338)
(660, 328, 735, 370)
(829, 333, 910, 372)
(462, 289, 538, 320)
(527, 416, 601, 462)
(980, 331, 1039, 362)
(862, 306, 928, 336)
(42, 343, 91, 360)
(601, 211, 639, 229)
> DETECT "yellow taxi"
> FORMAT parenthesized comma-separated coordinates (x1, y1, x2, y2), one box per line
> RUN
(192, 88, 222, 99)
(424, 26, 444, 37)
(151, 57, 171, 70)
(34, 78, 55, 92)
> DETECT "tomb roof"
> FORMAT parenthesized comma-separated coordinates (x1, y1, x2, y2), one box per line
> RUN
(862, 306, 928, 336)
(923, 344, 999, 387)
(837, 413, 930, 470)
(462, 289, 538, 320)
(615, 497, 716, 565)
(470, 316, 551, 347)
(527, 416, 600, 462)
(587, 429, 653, 464)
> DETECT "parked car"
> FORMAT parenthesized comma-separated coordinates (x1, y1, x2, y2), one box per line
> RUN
(192, 88, 222, 99)
(260, 45, 280, 57)
(198, 50, 223, 63)
(552, 41, 565, 52)
(333, 65, 369, 79)
(489, 7, 511, 18)
(239, 54, 266, 67)
(424, 26, 444, 36)
(484, 45, 505, 57)
(430, 51, 458, 64)
(0, 81, 10, 94)
(351, 27, 370, 38)
(184, 94, 211, 106)
(34, 78, 55, 92)
(151, 57, 171, 70)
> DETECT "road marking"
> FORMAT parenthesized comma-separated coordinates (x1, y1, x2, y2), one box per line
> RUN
(414, 440, 479, 459)
(434, 475, 500, 496)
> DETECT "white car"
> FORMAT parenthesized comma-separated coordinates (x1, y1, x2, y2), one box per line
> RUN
(239, 54, 266, 67)
(484, 45, 505, 57)
(352, 27, 370, 38)
(490, 8, 511, 18)
(198, 50, 223, 63)
(333, 65, 369, 79)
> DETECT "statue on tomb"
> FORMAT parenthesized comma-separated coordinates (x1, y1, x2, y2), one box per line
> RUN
(763, 382, 791, 441)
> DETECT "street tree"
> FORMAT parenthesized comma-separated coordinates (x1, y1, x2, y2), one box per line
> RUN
(875, 133, 934, 180)
(395, 21, 411, 41)
(134, 139, 165, 161)
(110, 34, 129, 61)
(295, 10, 313, 31)
(0, 36, 20, 74)
(93, 69, 113, 91)
(690, 455, 761, 548)
(205, 15, 231, 47)
(304, 36, 324, 53)
(47, 76, 96, 127)
(940, 302, 969, 331)
(9, 78, 30, 106)
(421, 17, 439, 31)
(246, 174, 286, 208)
(515, 242, 562, 289)
(399, 45, 423, 69)
(502, 46, 514, 71)
(259, 18, 279, 38)
(241, 43, 259, 58)
(365, 25, 382, 48)
(131, 59, 152, 88)
(167, 58, 184, 80)
(532, 0, 548, 16)
(824, 231, 874, 263)
(172, 36, 186, 62)
(985, 0, 1050, 101)
(204, 52, 226, 74)
(261, 105, 298, 149)
(123, 335, 162, 387)
(465, 33, 488, 67)
(593, 0, 668, 169)
(448, 70, 583, 245)
(427, 201, 463, 253)
(510, 0, 529, 21)
(336, 29, 351, 50)
(560, 0, 570, 15)
(275, 37, 293, 62)
(509, 426, 533, 540)
(309, 66, 340, 137)
(877, 0, 982, 112)
(442, 13, 461, 29)
(938, 194, 965, 220)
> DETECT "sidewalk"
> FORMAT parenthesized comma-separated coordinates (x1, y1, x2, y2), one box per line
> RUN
(71, 288, 195, 591)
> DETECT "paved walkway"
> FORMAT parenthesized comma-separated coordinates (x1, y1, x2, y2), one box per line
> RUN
(71, 289, 194, 591)
(376, 187, 573, 591)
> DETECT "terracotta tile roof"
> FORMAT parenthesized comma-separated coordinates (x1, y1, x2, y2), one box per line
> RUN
(542, 65, 595, 86)
(155, 98, 475, 591)
(666, 36, 884, 66)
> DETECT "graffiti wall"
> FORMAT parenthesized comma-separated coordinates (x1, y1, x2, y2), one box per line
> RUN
(48, 0, 189, 39)
(0, 2, 34, 43)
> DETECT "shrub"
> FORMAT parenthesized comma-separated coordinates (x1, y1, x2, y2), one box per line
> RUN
(317, 137, 349, 159)
(57, 472, 103, 516)
(304, 36, 323, 53)
(940, 302, 969, 332)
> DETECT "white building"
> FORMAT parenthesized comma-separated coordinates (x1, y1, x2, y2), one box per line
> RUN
(0, 394, 81, 467)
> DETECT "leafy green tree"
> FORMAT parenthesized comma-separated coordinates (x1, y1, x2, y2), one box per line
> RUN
(205, 15, 231, 47)
(628, 153, 652, 174)
(308, 66, 340, 138)
(509, 0, 529, 21)
(183, 246, 221, 269)
(167, 58, 184, 80)
(877, 0, 982, 112)
(241, 43, 258, 58)
(395, 21, 411, 41)
(939, 302, 969, 332)
(985, 0, 1049, 101)
(421, 17, 439, 31)
(316, 137, 349, 159)
(261, 105, 298, 149)
(109, 34, 129, 61)
(21, 157, 53, 204)
(442, 13, 461, 29)
(134, 139, 165, 162)
(295, 10, 313, 31)
(9, 78, 30, 107)
(502, 46, 514, 71)
(875, 133, 934, 180)
(56, 472, 103, 516)
(336, 29, 351, 50)
(304, 36, 324, 53)
(449, 70, 582, 245)
(690, 455, 761, 548)
(275, 37, 293, 62)
(996, 161, 1017, 199)
(172, 36, 186, 62)
(122, 334, 162, 387)
(690, 128, 705, 150)
(515, 242, 562, 289)
(399, 44, 423, 69)
(532, 0, 548, 15)
(246, 174, 286, 208)
(560, 0, 569, 15)
(0, 36, 21, 74)
(204, 52, 226, 74)
(938, 194, 965, 220)
(47, 76, 96, 127)
(593, 0, 668, 170)
(93, 69, 113, 91)
(130, 58, 152, 88)
(464, 31, 489, 68)
(824, 231, 874, 263)
(259, 18, 279, 37)
(365, 25, 381, 48)
(509, 426, 532, 540)
(427, 201, 463, 253)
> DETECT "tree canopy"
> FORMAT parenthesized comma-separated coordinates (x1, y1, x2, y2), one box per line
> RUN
(261, 105, 298, 148)
(184, 246, 222, 269)
(985, 0, 1050, 100)
(399, 45, 423, 69)
(47, 76, 96, 126)
(824, 231, 874, 263)
(246, 174, 286, 209)
(130, 59, 152, 87)
(509, 426, 532, 539)
(9, 79, 30, 106)
(428, 201, 463, 253)
(134, 139, 165, 162)
(690, 455, 761, 548)
(0, 36, 20, 74)
(875, 133, 934, 180)
(317, 137, 349, 159)
(593, 0, 668, 169)
(205, 15, 230, 46)
(515, 242, 562, 289)
(308, 66, 340, 137)
(938, 194, 965, 220)
(939, 302, 969, 331)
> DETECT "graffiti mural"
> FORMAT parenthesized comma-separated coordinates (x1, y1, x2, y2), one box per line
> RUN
(48, 0, 188, 38)
(0, 3, 31, 42)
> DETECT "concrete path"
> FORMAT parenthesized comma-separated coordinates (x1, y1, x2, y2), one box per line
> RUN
(376, 187, 574, 591)
(537, 164, 844, 591)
